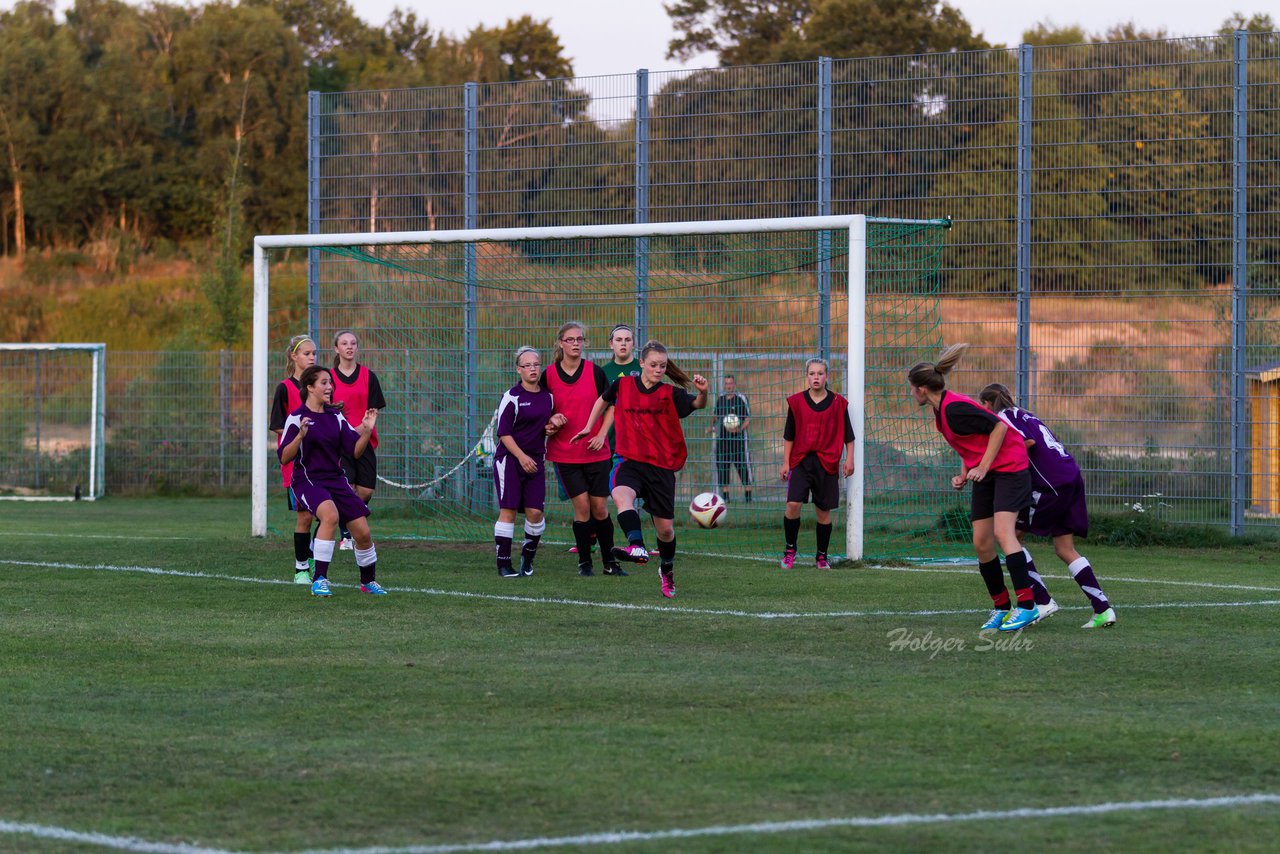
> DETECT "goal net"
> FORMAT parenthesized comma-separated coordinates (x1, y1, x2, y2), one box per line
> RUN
(253, 216, 958, 560)
(0, 343, 106, 501)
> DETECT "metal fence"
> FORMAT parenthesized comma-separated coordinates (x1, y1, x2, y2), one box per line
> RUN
(306, 31, 1280, 534)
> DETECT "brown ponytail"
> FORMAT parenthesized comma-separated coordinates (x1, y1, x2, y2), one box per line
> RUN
(907, 343, 969, 393)
(979, 382, 1017, 412)
(640, 340, 691, 388)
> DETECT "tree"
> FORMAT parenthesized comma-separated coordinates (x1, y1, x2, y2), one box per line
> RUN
(665, 0, 985, 65)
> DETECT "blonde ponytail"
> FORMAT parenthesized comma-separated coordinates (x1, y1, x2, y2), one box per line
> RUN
(907, 343, 969, 392)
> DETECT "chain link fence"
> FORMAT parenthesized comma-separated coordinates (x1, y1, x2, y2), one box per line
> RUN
(305, 31, 1279, 535)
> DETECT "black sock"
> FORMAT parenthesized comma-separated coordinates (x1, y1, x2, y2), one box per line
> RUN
(594, 516, 616, 558)
(340, 527, 351, 541)
(572, 520, 594, 560)
(618, 509, 644, 546)
(359, 562, 376, 585)
(658, 536, 676, 569)
(293, 532, 310, 563)
(1005, 550, 1035, 609)
(978, 558, 1009, 608)
(815, 522, 832, 557)
(783, 515, 800, 550)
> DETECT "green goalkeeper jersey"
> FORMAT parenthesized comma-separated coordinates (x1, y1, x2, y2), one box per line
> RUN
(600, 359, 640, 452)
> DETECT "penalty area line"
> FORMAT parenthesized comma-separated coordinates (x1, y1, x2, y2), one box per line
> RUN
(7, 793, 1275, 854)
(3, 558, 1280, 620)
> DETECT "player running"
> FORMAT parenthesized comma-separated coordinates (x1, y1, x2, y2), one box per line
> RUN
(541, 322, 624, 577)
(277, 365, 384, 597)
(779, 359, 854, 570)
(572, 340, 709, 599)
(908, 344, 1041, 632)
(492, 347, 562, 578)
(269, 334, 318, 584)
(978, 383, 1117, 629)
(331, 330, 387, 550)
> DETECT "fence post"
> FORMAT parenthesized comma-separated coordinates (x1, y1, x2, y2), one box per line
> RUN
(219, 349, 228, 488)
(34, 352, 41, 488)
(464, 82, 479, 507)
(817, 57, 832, 362)
(635, 68, 650, 343)
(1231, 31, 1249, 536)
(307, 91, 321, 341)
(1015, 44, 1033, 405)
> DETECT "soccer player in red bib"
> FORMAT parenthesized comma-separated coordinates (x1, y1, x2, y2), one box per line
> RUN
(541, 322, 625, 577)
(909, 344, 1041, 632)
(573, 341, 709, 599)
(493, 347, 561, 578)
(331, 330, 388, 550)
(269, 334, 318, 584)
(277, 365, 384, 597)
(779, 359, 855, 570)
(979, 383, 1117, 629)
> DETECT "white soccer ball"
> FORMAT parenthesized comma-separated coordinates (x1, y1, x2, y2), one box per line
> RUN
(722, 413, 741, 431)
(689, 492, 727, 529)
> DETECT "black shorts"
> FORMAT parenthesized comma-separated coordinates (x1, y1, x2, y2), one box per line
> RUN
(786, 454, 841, 511)
(341, 446, 378, 490)
(554, 458, 613, 499)
(613, 459, 677, 519)
(970, 468, 1034, 521)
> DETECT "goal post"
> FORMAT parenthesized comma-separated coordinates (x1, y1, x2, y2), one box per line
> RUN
(0, 342, 106, 501)
(252, 215, 952, 560)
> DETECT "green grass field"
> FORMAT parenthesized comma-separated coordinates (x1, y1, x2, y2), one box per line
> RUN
(1, 498, 1278, 853)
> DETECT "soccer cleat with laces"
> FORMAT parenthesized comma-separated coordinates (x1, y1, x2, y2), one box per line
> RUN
(519, 558, 535, 577)
(294, 569, 313, 585)
(339, 537, 354, 551)
(1082, 607, 1117, 629)
(359, 581, 388, 595)
(979, 609, 1009, 631)
(815, 554, 832, 570)
(1034, 599, 1059, 623)
(660, 568, 676, 598)
(578, 563, 594, 576)
(999, 605, 1040, 632)
(602, 562, 628, 576)
(612, 544, 649, 564)
(310, 578, 332, 597)
(498, 565, 520, 578)
(780, 548, 797, 569)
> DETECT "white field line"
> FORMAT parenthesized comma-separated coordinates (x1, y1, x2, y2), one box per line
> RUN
(10, 532, 192, 540)
(2, 558, 1280, 620)
(5, 793, 1278, 854)
(0, 818, 245, 854)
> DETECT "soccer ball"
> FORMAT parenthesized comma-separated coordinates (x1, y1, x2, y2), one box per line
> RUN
(722, 413, 741, 430)
(689, 492, 727, 528)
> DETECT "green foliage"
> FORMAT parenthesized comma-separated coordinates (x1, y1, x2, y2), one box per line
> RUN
(936, 504, 971, 542)
(1084, 512, 1242, 548)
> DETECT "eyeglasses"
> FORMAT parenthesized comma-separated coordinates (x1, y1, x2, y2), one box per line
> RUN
(560, 336, 586, 344)
(518, 362, 541, 369)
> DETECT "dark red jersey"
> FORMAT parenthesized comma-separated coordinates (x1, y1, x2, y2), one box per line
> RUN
(786, 390, 852, 474)
(272, 378, 304, 488)
(543, 359, 611, 464)
(935, 390, 1028, 472)
(608, 376, 696, 471)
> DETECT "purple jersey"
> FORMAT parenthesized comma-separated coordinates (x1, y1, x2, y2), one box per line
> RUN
(278, 405, 362, 486)
(494, 383, 554, 461)
(998, 407, 1080, 491)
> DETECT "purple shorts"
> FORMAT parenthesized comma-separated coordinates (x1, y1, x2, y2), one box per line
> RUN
(293, 477, 370, 526)
(494, 454, 547, 512)
(1019, 472, 1089, 538)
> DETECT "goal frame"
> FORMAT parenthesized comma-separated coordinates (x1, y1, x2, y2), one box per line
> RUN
(252, 215, 944, 559)
(0, 342, 106, 501)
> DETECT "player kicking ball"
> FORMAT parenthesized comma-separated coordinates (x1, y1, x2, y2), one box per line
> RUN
(572, 341, 708, 598)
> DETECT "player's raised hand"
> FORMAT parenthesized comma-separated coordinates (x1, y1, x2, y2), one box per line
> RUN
(692, 374, 709, 392)
(951, 474, 966, 490)
(362, 408, 378, 432)
(298, 417, 313, 437)
(545, 413, 569, 435)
